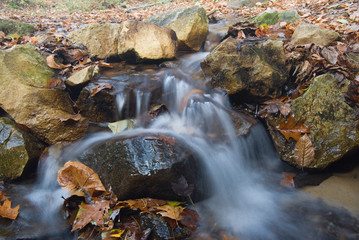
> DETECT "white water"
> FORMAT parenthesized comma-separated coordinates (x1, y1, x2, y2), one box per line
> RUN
(16, 52, 355, 239)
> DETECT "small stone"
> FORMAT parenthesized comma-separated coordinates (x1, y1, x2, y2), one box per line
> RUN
(291, 23, 340, 47)
(66, 65, 99, 86)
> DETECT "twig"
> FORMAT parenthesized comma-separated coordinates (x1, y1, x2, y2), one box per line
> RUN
(126, 0, 172, 11)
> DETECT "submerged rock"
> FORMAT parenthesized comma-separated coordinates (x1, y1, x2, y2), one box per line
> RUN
(0, 117, 45, 180)
(0, 19, 35, 36)
(201, 38, 287, 101)
(146, 6, 209, 51)
(68, 21, 177, 62)
(0, 44, 88, 144)
(266, 74, 359, 168)
(76, 133, 207, 201)
(291, 23, 340, 47)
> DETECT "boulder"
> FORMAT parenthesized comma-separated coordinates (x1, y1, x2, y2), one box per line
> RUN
(252, 9, 300, 25)
(0, 19, 35, 36)
(65, 65, 99, 86)
(67, 21, 177, 62)
(201, 38, 288, 101)
(266, 74, 359, 168)
(146, 6, 209, 51)
(0, 44, 88, 144)
(0, 117, 45, 180)
(75, 133, 207, 201)
(291, 23, 340, 47)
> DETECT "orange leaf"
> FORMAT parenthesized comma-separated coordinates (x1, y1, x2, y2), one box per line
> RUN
(57, 161, 106, 197)
(280, 172, 296, 188)
(116, 198, 167, 212)
(0, 199, 19, 220)
(277, 115, 310, 141)
(46, 54, 71, 69)
(72, 200, 111, 232)
(153, 204, 184, 221)
(294, 134, 315, 168)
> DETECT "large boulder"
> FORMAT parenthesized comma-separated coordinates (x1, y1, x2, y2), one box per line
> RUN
(0, 19, 35, 36)
(75, 133, 207, 201)
(0, 117, 45, 180)
(67, 21, 177, 62)
(266, 74, 359, 168)
(201, 37, 288, 101)
(146, 6, 209, 51)
(252, 9, 300, 25)
(0, 44, 88, 144)
(291, 23, 340, 47)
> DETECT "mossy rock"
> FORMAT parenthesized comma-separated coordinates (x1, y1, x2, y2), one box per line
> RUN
(0, 19, 35, 36)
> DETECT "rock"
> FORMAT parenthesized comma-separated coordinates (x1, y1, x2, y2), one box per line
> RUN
(228, 0, 266, 9)
(65, 65, 99, 86)
(0, 44, 88, 144)
(0, 19, 35, 36)
(346, 52, 359, 73)
(67, 21, 177, 62)
(201, 38, 288, 101)
(291, 23, 340, 47)
(0, 117, 45, 180)
(75, 133, 207, 201)
(146, 6, 209, 51)
(266, 74, 359, 168)
(252, 9, 300, 25)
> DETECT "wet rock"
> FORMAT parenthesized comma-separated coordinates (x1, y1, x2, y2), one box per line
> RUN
(146, 6, 209, 51)
(68, 21, 177, 62)
(76, 133, 207, 201)
(0, 19, 35, 36)
(0, 117, 45, 180)
(252, 9, 300, 25)
(201, 38, 287, 101)
(0, 44, 88, 144)
(65, 65, 99, 87)
(291, 23, 340, 47)
(266, 74, 359, 168)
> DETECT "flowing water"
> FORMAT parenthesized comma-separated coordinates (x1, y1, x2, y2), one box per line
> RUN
(2, 51, 359, 240)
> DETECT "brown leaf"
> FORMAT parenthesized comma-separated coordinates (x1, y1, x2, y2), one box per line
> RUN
(294, 134, 315, 168)
(179, 208, 200, 230)
(72, 200, 111, 232)
(279, 103, 291, 117)
(90, 83, 113, 97)
(0, 199, 19, 220)
(57, 161, 106, 197)
(47, 78, 64, 88)
(116, 198, 167, 212)
(280, 172, 296, 188)
(46, 54, 71, 69)
(277, 115, 310, 141)
(153, 204, 184, 221)
(59, 113, 82, 123)
(0, 31, 5, 38)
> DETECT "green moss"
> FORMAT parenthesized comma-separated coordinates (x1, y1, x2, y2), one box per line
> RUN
(0, 19, 35, 36)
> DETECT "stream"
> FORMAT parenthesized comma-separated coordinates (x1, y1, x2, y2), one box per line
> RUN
(1, 34, 359, 239)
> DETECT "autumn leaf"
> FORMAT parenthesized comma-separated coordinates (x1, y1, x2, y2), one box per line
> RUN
(294, 134, 315, 168)
(0, 199, 19, 220)
(46, 54, 71, 69)
(47, 78, 64, 88)
(57, 161, 106, 197)
(59, 113, 82, 123)
(90, 83, 113, 97)
(72, 200, 111, 232)
(116, 198, 167, 212)
(277, 115, 310, 141)
(153, 204, 184, 221)
(179, 89, 204, 112)
(280, 172, 296, 188)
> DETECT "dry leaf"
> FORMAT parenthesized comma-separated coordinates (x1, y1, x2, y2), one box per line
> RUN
(0, 199, 19, 220)
(116, 198, 167, 212)
(59, 113, 82, 123)
(46, 54, 71, 69)
(57, 161, 106, 197)
(72, 200, 111, 232)
(277, 115, 310, 141)
(47, 78, 64, 88)
(90, 83, 113, 97)
(294, 134, 315, 168)
(153, 204, 184, 221)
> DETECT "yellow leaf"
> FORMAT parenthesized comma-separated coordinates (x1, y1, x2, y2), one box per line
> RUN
(110, 229, 125, 237)
(294, 134, 315, 168)
(0, 199, 19, 220)
(154, 204, 184, 221)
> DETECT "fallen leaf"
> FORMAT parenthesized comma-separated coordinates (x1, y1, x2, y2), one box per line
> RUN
(59, 113, 82, 123)
(153, 204, 184, 221)
(280, 172, 296, 188)
(47, 78, 64, 88)
(90, 83, 113, 97)
(46, 54, 71, 69)
(0, 31, 5, 38)
(277, 115, 310, 141)
(108, 120, 134, 134)
(294, 134, 315, 168)
(116, 198, 167, 212)
(57, 161, 106, 197)
(0, 199, 19, 220)
(179, 208, 200, 230)
(279, 103, 291, 117)
(171, 176, 194, 197)
(180, 89, 204, 112)
(72, 200, 111, 232)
